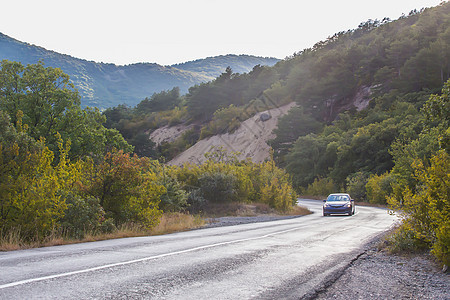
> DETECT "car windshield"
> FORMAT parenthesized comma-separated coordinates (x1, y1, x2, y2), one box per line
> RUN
(327, 195, 349, 201)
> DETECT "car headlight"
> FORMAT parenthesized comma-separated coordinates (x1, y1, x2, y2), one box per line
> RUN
(323, 203, 329, 207)
(346, 202, 351, 207)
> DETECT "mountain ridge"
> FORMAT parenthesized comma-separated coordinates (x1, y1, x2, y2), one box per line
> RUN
(0, 32, 279, 108)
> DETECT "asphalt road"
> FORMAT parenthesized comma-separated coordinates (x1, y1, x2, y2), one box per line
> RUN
(0, 199, 397, 299)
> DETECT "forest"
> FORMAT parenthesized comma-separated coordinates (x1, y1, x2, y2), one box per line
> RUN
(0, 3, 449, 264)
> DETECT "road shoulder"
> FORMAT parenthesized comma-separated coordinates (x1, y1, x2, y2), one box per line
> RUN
(314, 235, 449, 300)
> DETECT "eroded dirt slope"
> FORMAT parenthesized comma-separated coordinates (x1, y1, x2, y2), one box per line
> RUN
(168, 102, 296, 165)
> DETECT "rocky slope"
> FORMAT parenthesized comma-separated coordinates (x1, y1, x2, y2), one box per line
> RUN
(167, 102, 296, 165)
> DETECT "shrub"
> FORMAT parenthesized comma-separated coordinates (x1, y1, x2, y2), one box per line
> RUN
(261, 178, 297, 212)
(59, 192, 105, 238)
(89, 150, 164, 229)
(198, 172, 236, 203)
(200, 105, 243, 139)
(159, 176, 189, 212)
(346, 172, 370, 201)
(304, 177, 336, 197)
(386, 224, 429, 253)
(186, 189, 207, 214)
(98, 218, 116, 234)
(388, 150, 449, 265)
(366, 172, 394, 204)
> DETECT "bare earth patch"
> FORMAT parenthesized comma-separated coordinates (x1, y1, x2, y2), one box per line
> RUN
(169, 102, 296, 165)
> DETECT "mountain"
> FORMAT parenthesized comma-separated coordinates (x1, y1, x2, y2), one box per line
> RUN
(0, 33, 279, 108)
(173, 55, 279, 77)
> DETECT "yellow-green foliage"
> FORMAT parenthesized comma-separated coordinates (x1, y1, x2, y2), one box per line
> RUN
(170, 148, 297, 212)
(0, 133, 77, 240)
(200, 105, 243, 139)
(1, 112, 297, 243)
(388, 150, 449, 265)
(0, 117, 165, 240)
(152, 106, 188, 128)
(89, 150, 164, 228)
(261, 178, 297, 212)
(304, 177, 336, 197)
(366, 172, 393, 204)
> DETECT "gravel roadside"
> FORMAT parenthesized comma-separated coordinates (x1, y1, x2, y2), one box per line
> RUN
(202, 215, 449, 300)
(314, 236, 449, 300)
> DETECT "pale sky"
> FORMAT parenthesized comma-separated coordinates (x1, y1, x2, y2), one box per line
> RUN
(0, 0, 444, 66)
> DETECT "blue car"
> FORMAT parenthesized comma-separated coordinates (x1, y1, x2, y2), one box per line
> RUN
(323, 193, 355, 216)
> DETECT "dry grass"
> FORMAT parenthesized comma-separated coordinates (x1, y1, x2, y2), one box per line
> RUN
(150, 213, 205, 235)
(202, 202, 311, 217)
(203, 202, 275, 217)
(0, 213, 206, 251)
(0, 203, 310, 251)
(285, 205, 311, 216)
(0, 228, 32, 251)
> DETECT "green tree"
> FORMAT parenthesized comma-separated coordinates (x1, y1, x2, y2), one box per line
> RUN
(136, 87, 181, 114)
(88, 150, 164, 227)
(0, 60, 132, 159)
(270, 106, 323, 164)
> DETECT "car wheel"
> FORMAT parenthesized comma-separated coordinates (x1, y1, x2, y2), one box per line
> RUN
(348, 211, 352, 216)
(323, 211, 327, 216)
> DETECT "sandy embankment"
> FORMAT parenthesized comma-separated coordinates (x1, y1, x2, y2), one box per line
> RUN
(167, 102, 296, 165)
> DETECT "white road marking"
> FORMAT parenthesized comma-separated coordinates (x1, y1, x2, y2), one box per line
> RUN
(0, 226, 304, 289)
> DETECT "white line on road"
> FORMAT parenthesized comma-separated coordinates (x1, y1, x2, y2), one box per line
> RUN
(0, 225, 306, 290)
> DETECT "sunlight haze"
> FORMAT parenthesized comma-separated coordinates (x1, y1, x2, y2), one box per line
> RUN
(0, 0, 443, 65)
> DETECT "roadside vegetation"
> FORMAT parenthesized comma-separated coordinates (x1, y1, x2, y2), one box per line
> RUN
(0, 62, 300, 250)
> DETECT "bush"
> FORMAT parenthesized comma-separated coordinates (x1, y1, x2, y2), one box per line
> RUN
(59, 193, 105, 238)
(186, 189, 207, 214)
(386, 224, 429, 253)
(89, 150, 164, 229)
(200, 105, 243, 139)
(388, 150, 450, 265)
(261, 178, 297, 212)
(198, 172, 236, 203)
(159, 177, 188, 212)
(304, 177, 336, 197)
(346, 172, 370, 201)
(366, 172, 394, 204)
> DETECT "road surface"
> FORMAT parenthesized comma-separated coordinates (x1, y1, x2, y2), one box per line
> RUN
(0, 199, 397, 299)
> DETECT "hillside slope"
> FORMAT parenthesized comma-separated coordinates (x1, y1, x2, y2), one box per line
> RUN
(0, 33, 279, 108)
(168, 102, 296, 165)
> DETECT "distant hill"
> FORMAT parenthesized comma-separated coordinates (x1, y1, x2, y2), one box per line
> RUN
(173, 55, 279, 77)
(0, 33, 279, 108)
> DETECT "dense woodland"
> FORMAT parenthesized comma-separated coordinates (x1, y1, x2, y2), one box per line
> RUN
(0, 3, 449, 264)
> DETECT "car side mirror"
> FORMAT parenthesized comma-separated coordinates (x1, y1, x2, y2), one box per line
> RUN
(323, 199, 326, 202)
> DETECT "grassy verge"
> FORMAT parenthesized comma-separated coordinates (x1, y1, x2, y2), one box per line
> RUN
(0, 213, 205, 251)
(0, 203, 310, 251)
(200, 202, 311, 218)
